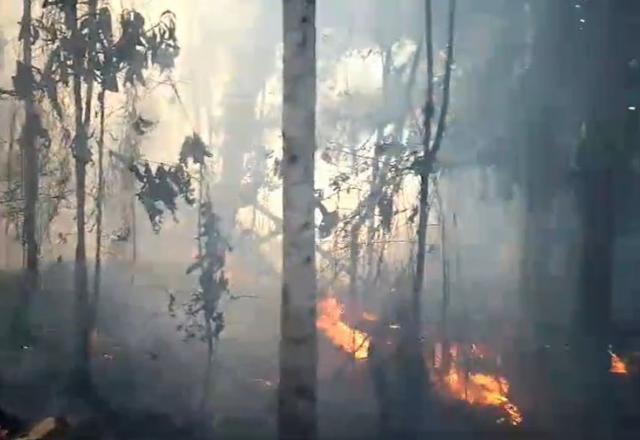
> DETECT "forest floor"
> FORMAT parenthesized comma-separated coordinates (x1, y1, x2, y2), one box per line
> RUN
(3, 264, 639, 438)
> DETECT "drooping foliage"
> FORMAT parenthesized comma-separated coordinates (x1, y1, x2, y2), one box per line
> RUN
(181, 201, 231, 342)
(179, 132, 212, 166)
(33, 4, 180, 117)
(128, 160, 195, 232)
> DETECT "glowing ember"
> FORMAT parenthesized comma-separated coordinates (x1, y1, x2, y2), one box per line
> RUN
(317, 297, 370, 360)
(362, 312, 378, 322)
(432, 343, 523, 426)
(609, 351, 628, 375)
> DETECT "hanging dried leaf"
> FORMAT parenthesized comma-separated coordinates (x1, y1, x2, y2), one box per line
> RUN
(179, 133, 212, 166)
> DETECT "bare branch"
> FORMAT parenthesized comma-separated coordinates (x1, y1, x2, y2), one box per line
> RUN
(430, 0, 457, 160)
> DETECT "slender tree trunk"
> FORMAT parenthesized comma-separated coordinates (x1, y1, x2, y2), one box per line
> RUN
(197, 164, 204, 256)
(412, 0, 435, 335)
(348, 224, 359, 301)
(439, 193, 451, 372)
(92, 90, 105, 329)
(401, 6, 436, 434)
(11, 0, 38, 344)
(572, 1, 628, 437)
(5, 109, 17, 268)
(21, 0, 38, 280)
(365, 47, 391, 282)
(402, 1, 455, 435)
(279, 1, 317, 438)
(67, 0, 91, 391)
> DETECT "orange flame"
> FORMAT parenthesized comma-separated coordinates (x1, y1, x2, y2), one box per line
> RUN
(610, 351, 628, 375)
(316, 299, 522, 425)
(317, 297, 370, 360)
(432, 343, 523, 426)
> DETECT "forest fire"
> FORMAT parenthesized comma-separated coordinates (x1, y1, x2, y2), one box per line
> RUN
(432, 343, 523, 426)
(317, 297, 370, 360)
(610, 351, 628, 375)
(316, 299, 523, 425)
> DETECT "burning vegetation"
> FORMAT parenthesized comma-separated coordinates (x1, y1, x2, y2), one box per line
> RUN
(316, 296, 635, 430)
(317, 296, 370, 360)
(610, 351, 629, 375)
(431, 343, 523, 426)
(316, 297, 524, 426)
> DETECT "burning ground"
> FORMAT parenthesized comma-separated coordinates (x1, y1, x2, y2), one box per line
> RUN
(316, 295, 635, 435)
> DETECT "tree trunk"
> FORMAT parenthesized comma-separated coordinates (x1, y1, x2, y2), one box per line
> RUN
(13, 0, 39, 344)
(571, 1, 631, 437)
(575, 168, 614, 438)
(4, 109, 17, 267)
(21, 0, 38, 280)
(67, 0, 91, 391)
(92, 90, 105, 331)
(439, 194, 451, 372)
(348, 224, 359, 301)
(403, 1, 455, 435)
(413, 0, 437, 336)
(279, 1, 317, 439)
(9, 0, 38, 345)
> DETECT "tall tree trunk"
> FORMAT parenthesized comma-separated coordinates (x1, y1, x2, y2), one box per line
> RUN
(412, 0, 435, 336)
(499, 0, 580, 430)
(575, 167, 614, 438)
(279, 1, 317, 439)
(13, 0, 39, 344)
(365, 46, 391, 283)
(9, 0, 38, 344)
(67, 0, 91, 391)
(439, 192, 451, 372)
(21, 0, 38, 280)
(92, 90, 105, 330)
(4, 109, 17, 267)
(348, 223, 359, 302)
(572, 1, 630, 437)
(402, 1, 455, 435)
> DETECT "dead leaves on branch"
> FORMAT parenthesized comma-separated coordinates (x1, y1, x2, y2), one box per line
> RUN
(129, 160, 196, 233)
(179, 133, 212, 166)
(30, 4, 180, 112)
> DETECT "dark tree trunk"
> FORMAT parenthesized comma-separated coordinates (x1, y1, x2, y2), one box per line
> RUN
(92, 90, 105, 331)
(505, 0, 583, 430)
(66, 0, 91, 392)
(574, 168, 615, 438)
(21, 0, 38, 280)
(4, 110, 17, 266)
(402, 1, 455, 436)
(571, 1, 635, 437)
(279, 1, 318, 438)
(13, 0, 39, 344)
(8, 0, 39, 346)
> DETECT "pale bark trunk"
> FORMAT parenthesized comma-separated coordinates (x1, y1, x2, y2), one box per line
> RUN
(279, 1, 317, 438)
